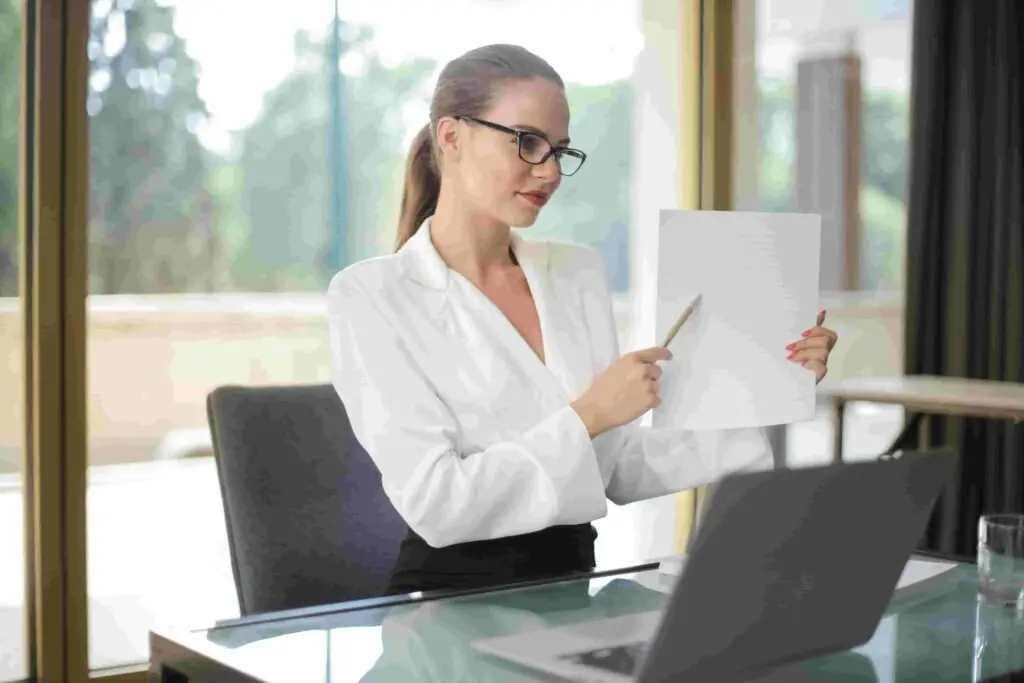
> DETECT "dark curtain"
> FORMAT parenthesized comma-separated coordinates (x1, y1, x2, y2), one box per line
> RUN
(902, 0, 1024, 559)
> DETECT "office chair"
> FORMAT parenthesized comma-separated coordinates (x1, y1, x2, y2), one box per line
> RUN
(206, 383, 407, 615)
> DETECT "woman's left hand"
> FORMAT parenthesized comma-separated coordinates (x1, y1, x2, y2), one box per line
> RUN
(786, 310, 839, 384)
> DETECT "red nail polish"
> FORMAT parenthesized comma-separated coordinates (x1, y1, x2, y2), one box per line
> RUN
(787, 352, 796, 360)
(786, 343, 795, 350)
(801, 330, 810, 337)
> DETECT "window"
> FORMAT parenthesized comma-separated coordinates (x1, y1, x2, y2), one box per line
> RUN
(732, 0, 913, 464)
(0, 0, 25, 678)
(86, 0, 644, 668)
(733, 0, 912, 293)
(737, 0, 913, 290)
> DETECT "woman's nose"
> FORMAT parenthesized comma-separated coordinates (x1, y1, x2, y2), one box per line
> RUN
(534, 155, 561, 182)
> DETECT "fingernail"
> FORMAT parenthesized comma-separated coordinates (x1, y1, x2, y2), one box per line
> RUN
(787, 352, 796, 360)
(801, 330, 810, 337)
(785, 343, 795, 350)
(801, 360, 809, 366)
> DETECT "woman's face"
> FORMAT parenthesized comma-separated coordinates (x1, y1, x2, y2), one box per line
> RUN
(448, 77, 571, 229)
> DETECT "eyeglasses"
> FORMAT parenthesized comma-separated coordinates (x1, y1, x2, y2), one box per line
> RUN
(454, 115, 587, 177)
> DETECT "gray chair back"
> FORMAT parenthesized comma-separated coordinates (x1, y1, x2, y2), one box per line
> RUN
(207, 383, 407, 615)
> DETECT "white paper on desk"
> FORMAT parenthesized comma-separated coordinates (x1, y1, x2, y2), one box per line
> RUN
(655, 555, 959, 597)
(652, 210, 821, 430)
(892, 558, 959, 598)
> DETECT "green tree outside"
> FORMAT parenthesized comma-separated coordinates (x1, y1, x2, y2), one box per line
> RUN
(0, 0, 20, 297)
(232, 25, 434, 292)
(88, 0, 214, 294)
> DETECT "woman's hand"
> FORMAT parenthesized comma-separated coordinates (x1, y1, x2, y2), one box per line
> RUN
(786, 310, 839, 384)
(571, 347, 672, 438)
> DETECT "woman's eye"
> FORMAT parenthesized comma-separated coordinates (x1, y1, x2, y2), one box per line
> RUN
(520, 134, 545, 156)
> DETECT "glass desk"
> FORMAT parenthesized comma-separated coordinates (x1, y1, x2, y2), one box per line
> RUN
(149, 556, 1024, 682)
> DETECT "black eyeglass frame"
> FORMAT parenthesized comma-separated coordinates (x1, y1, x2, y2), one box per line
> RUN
(454, 115, 587, 176)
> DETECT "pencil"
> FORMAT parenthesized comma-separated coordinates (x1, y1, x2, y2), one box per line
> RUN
(661, 294, 702, 347)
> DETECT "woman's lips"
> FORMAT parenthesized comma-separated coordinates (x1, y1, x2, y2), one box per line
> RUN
(518, 192, 548, 207)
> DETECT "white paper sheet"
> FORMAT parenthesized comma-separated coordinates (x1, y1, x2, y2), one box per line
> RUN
(655, 555, 959, 597)
(891, 558, 960, 598)
(652, 210, 822, 431)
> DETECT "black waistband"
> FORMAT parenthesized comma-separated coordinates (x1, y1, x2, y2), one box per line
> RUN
(386, 523, 598, 595)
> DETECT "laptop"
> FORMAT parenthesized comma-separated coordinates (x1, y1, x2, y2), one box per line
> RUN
(472, 448, 957, 683)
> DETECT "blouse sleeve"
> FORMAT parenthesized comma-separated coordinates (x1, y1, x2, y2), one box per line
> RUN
(327, 277, 608, 548)
(596, 423, 774, 505)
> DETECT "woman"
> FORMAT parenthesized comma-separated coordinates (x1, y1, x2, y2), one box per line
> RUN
(327, 44, 838, 595)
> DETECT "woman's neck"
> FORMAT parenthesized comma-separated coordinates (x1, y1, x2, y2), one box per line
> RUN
(429, 187, 515, 283)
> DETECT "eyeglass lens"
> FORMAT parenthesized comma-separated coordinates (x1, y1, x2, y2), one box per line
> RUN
(518, 132, 585, 175)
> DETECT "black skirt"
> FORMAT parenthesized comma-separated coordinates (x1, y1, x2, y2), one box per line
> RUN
(385, 522, 598, 595)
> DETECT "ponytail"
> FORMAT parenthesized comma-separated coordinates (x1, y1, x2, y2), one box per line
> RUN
(395, 123, 440, 251)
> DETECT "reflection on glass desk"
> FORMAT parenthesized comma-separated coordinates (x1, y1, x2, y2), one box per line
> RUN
(149, 557, 1024, 683)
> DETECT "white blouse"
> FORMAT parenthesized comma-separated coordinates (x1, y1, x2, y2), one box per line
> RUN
(327, 219, 774, 548)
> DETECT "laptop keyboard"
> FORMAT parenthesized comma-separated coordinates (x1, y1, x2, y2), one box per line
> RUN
(561, 642, 647, 675)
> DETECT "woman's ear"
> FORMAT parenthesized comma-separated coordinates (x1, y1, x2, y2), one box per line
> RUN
(435, 116, 461, 164)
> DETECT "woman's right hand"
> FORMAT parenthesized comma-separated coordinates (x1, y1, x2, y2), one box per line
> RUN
(571, 347, 673, 438)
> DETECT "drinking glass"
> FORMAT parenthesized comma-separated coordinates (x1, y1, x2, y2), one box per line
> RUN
(978, 514, 1024, 609)
(972, 596, 1024, 680)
